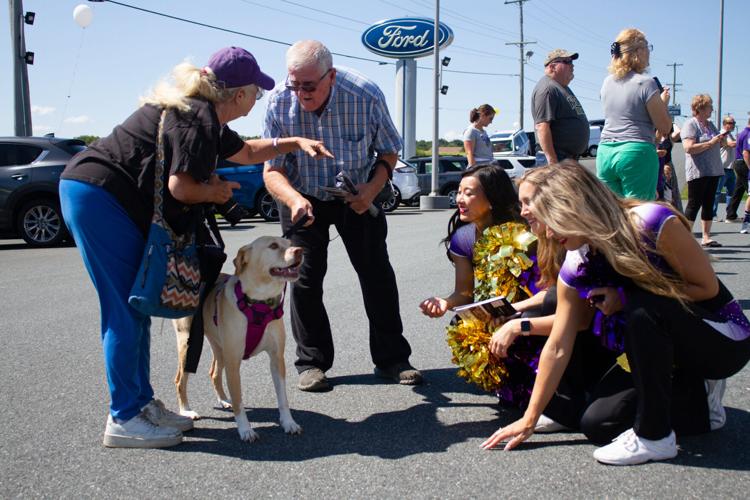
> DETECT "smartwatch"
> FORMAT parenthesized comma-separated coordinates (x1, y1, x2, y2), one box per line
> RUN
(520, 319, 531, 336)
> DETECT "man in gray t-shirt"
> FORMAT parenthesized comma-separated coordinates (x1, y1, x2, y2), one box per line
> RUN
(531, 48, 590, 164)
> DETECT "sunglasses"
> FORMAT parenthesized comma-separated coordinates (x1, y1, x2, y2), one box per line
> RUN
(256, 87, 265, 100)
(285, 68, 331, 93)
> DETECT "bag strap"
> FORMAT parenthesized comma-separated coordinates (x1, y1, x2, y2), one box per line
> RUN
(153, 109, 169, 224)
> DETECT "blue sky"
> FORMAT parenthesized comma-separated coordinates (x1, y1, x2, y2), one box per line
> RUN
(2, 0, 748, 142)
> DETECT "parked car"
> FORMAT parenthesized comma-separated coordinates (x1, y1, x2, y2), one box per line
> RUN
(0, 135, 86, 246)
(381, 159, 421, 212)
(215, 160, 278, 221)
(407, 155, 468, 207)
(494, 155, 542, 181)
(584, 119, 604, 157)
(490, 129, 532, 157)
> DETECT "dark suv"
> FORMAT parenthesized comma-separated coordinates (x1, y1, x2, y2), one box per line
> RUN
(0, 136, 86, 246)
(406, 155, 468, 207)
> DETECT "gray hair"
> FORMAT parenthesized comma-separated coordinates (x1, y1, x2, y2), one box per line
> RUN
(286, 40, 332, 74)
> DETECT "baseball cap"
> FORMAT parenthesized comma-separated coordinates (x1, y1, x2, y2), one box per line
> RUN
(206, 46, 275, 90)
(544, 49, 579, 66)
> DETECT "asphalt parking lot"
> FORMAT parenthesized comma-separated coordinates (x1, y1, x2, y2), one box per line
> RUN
(1, 197, 748, 498)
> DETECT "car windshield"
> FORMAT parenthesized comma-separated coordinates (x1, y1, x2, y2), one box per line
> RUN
(492, 139, 512, 153)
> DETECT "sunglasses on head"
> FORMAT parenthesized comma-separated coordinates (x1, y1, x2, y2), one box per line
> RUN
(285, 68, 332, 93)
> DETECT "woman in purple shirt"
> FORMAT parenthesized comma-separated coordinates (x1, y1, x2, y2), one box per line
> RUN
(481, 161, 750, 465)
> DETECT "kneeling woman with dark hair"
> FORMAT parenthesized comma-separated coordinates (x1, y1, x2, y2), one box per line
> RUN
(481, 160, 750, 465)
(420, 164, 557, 408)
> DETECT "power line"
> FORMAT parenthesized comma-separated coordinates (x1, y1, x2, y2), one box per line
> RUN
(97, 0, 518, 78)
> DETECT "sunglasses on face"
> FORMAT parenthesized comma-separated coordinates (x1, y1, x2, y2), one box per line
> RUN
(256, 88, 265, 100)
(554, 59, 573, 66)
(285, 68, 332, 93)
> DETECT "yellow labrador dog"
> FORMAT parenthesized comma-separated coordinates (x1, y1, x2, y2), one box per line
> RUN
(173, 236, 303, 442)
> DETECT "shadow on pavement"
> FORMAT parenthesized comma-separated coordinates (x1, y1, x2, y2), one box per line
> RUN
(164, 368, 750, 472)
(167, 368, 520, 461)
(672, 407, 750, 471)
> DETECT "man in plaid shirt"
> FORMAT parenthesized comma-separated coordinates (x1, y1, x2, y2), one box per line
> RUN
(263, 40, 422, 392)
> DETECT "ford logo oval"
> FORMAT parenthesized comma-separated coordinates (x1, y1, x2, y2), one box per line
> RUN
(361, 17, 454, 59)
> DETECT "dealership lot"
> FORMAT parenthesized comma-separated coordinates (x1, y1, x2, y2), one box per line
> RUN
(1, 202, 748, 497)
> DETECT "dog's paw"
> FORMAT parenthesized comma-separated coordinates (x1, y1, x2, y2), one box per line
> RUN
(180, 410, 201, 420)
(281, 419, 303, 435)
(238, 427, 259, 442)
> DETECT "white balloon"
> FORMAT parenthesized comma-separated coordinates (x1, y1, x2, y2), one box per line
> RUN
(73, 4, 93, 28)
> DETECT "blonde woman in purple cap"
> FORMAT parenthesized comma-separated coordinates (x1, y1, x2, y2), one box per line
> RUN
(59, 47, 331, 449)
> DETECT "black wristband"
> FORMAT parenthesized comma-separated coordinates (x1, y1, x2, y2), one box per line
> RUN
(520, 319, 531, 336)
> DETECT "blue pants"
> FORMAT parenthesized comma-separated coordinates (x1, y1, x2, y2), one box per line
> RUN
(713, 168, 736, 218)
(60, 179, 152, 420)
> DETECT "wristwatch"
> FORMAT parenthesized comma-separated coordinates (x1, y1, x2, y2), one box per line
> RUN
(520, 319, 531, 336)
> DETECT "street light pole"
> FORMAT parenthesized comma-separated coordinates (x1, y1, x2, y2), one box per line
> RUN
(505, 0, 534, 130)
(431, 0, 440, 196)
(716, 0, 724, 123)
(8, 0, 33, 136)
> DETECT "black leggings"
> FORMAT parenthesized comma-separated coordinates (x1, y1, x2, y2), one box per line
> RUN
(544, 288, 750, 442)
(685, 175, 721, 221)
(726, 159, 749, 220)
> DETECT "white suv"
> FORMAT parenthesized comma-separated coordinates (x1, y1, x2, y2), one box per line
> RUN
(490, 129, 531, 157)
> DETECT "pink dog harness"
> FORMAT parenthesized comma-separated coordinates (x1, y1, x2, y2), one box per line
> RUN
(233, 281, 284, 360)
(210, 277, 285, 360)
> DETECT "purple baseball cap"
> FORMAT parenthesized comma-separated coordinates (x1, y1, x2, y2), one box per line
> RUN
(206, 46, 275, 90)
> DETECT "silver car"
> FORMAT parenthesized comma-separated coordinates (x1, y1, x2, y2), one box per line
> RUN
(381, 159, 421, 212)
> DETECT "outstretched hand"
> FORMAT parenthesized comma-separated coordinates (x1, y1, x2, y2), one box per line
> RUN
(298, 138, 334, 159)
(480, 417, 535, 451)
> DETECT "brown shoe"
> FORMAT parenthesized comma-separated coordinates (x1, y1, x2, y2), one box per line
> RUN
(374, 362, 423, 385)
(297, 368, 331, 392)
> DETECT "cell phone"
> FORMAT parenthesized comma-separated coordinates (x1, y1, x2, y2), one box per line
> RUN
(653, 77, 664, 92)
(282, 214, 309, 239)
(319, 186, 350, 197)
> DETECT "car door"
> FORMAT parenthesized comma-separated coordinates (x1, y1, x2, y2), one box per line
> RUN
(415, 159, 433, 194)
(0, 143, 44, 229)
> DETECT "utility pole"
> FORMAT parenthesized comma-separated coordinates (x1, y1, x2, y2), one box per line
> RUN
(505, 0, 534, 130)
(666, 62, 683, 106)
(8, 0, 33, 136)
(717, 0, 725, 123)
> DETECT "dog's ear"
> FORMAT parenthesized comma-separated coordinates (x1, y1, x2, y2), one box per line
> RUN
(233, 247, 250, 275)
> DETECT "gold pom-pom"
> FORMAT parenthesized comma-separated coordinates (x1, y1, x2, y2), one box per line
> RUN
(446, 318, 508, 392)
(446, 222, 537, 392)
(472, 223, 537, 302)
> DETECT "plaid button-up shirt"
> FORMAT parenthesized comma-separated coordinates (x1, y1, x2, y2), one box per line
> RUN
(263, 67, 403, 201)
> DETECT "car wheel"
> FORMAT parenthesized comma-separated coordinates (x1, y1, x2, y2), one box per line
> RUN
(380, 186, 401, 212)
(588, 145, 598, 158)
(442, 184, 459, 208)
(255, 189, 279, 222)
(17, 199, 69, 247)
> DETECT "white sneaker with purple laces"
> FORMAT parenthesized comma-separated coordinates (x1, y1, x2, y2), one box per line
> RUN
(593, 428, 678, 465)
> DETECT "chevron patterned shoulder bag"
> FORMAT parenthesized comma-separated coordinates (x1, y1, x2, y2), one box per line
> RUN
(128, 109, 203, 318)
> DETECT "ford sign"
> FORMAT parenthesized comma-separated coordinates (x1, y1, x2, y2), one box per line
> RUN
(361, 17, 454, 59)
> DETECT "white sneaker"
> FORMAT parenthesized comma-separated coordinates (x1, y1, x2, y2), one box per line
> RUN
(142, 399, 194, 432)
(534, 414, 571, 433)
(593, 428, 677, 465)
(705, 379, 727, 431)
(740, 221, 749, 234)
(103, 413, 182, 448)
